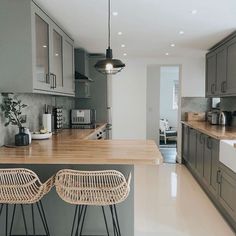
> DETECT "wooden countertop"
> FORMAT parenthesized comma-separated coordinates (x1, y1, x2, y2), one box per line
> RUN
(182, 121, 236, 140)
(0, 129, 162, 165)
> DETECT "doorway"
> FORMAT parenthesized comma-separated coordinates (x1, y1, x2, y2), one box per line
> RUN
(159, 66, 179, 163)
(146, 65, 180, 164)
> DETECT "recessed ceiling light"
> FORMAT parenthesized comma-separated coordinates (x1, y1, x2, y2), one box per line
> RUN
(55, 53, 59, 56)
(118, 31, 123, 35)
(121, 44, 125, 48)
(123, 53, 127, 56)
(42, 45, 47, 48)
(112, 12, 118, 16)
(170, 43, 175, 47)
(179, 30, 184, 35)
(191, 9, 197, 14)
(165, 52, 169, 56)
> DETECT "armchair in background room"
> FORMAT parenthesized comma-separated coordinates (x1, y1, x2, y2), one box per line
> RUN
(159, 119, 177, 144)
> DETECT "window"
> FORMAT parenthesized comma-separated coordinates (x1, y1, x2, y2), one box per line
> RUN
(173, 80, 179, 110)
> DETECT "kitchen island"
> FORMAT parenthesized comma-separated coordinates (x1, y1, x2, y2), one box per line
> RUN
(0, 128, 163, 236)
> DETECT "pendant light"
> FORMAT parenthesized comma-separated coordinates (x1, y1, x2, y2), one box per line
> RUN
(95, 0, 125, 75)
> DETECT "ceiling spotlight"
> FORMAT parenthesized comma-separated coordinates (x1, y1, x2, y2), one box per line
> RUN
(123, 53, 127, 56)
(118, 31, 123, 35)
(191, 9, 197, 14)
(170, 43, 175, 47)
(165, 53, 169, 56)
(112, 12, 118, 16)
(42, 45, 47, 48)
(121, 44, 125, 48)
(179, 30, 184, 35)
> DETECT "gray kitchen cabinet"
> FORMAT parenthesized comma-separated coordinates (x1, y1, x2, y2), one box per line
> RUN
(188, 128, 197, 169)
(206, 32, 236, 97)
(195, 132, 204, 177)
(202, 136, 219, 196)
(182, 125, 189, 162)
(63, 36, 75, 95)
(206, 52, 217, 97)
(0, 0, 74, 96)
(216, 47, 227, 95)
(226, 37, 236, 95)
(218, 163, 236, 222)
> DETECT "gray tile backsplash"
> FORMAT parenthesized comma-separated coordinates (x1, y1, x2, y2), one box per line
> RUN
(0, 93, 75, 146)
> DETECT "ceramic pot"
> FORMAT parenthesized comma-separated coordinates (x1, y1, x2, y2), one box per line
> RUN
(15, 127, 29, 146)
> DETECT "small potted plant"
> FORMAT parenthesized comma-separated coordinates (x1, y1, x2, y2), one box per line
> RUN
(0, 94, 29, 146)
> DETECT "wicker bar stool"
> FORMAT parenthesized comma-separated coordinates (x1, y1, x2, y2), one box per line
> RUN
(55, 169, 131, 236)
(0, 168, 55, 236)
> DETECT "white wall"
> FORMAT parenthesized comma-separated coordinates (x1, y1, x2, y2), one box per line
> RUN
(112, 56, 205, 143)
(160, 66, 179, 128)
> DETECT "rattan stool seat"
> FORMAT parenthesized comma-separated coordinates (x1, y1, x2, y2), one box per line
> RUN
(0, 168, 54, 204)
(55, 169, 131, 206)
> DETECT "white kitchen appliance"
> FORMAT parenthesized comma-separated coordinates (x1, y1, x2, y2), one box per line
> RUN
(71, 109, 96, 128)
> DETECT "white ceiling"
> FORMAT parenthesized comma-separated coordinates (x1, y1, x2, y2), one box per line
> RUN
(35, 0, 236, 59)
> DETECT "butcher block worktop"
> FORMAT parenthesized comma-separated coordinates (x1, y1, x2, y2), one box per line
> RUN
(182, 121, 236, 140)
(0, 129, 162, 165)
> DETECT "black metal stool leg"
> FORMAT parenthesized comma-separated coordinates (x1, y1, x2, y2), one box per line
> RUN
(109, 205, 118, 236)
(102, 206, 110, 236)
(75, 205, 83, 236)
(9, 204, 16, 236)
(79, 205, 87, 236)
(71, 205, 78, 236)
(36, 202, 49, 236)
(39, 201, 50, 236)
(113, 205, 121, 236)
(6, 204, 9, 236)
(0, 204, 3, 217)
(31, 204, 36, 236)
(20, 204, 28, 236)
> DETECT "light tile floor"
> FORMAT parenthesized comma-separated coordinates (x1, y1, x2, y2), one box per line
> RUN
(134, 164, 235, 236)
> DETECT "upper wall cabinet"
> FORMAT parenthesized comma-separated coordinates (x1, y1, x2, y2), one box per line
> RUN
(206, 32, 236, 97)
(0, 0, 75, 96)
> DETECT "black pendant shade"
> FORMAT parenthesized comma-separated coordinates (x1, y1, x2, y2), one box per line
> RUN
(94, 0, 125, 75)
(95, 47, 125, 75)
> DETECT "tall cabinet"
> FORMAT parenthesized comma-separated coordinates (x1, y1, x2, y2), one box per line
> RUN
(0, 0, 75, 96)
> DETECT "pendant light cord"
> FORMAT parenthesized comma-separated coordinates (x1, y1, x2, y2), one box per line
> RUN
(108, 0, 111, 48)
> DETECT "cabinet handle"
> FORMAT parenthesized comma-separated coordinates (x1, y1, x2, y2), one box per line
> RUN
(207, 137, 212, 149)
(54, 74, 57, 89)
(211, 84, 215, 94)
(46, 73, 50, 84)
(223, 81, 227, 93)
(50, 73, 54, 89)
(217, 170, 221, 184)
(199, 134, 204, 144)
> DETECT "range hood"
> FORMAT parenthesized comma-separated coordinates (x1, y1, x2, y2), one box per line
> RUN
(74, 49, 93, 82)
(75, 71, 93, 82)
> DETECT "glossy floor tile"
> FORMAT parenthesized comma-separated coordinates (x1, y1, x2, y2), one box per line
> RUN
(134, 164, 235, 236)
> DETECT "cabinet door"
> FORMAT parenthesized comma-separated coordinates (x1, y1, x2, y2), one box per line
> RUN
(209, 139, 219, 196)
(218, 166, 236, 222)
(51, 26, 63, 91)
(216, 48, 227, 95)
(206, 53, 217, 97)
(196, 132, 204, 177)
(203, 136, 212, 185)
(226, 38, 236, 95)
(33, 9, 51, 91)
(189, 128, 197, 169)
(63, 37, 75, 95)
(182, 125, 189, 162)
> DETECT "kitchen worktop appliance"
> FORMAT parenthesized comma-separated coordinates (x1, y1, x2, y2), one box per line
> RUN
(207, 110, 220, 125)
(70, 109, 96, 129)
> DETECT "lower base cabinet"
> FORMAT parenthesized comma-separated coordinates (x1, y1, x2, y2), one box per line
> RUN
(182, 124, 236, 232)
(218, 164, 236, 223)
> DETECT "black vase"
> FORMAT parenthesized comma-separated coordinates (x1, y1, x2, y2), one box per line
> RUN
(15, 127, 29, 146)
